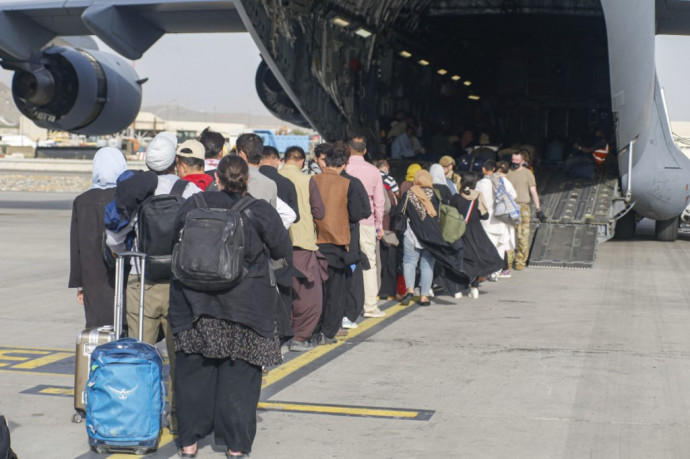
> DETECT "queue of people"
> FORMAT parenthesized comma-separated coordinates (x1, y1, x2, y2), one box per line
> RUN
(68, 126, 547, 457)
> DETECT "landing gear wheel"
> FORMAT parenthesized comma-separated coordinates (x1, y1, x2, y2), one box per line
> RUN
(614, 210, 636, 240)
(655, 217, 679, 242)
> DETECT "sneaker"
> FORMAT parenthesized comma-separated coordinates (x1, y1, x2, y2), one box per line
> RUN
(335, 328, 348, 337)
(498, 270, 512, 278)
(342, 317, 358, 329)
(454, 291, 463, 299)
(289, 339, 312, 352)
(363, 309, 386, 318)
(489, 272, 498, 282)
(469, 287, 479, 299)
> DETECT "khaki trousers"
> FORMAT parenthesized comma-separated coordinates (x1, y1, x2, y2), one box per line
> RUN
(506, 204, 531, 270)
(359, 225, 380, 312)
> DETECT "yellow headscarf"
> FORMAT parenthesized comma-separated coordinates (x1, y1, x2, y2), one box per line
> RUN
(405, 163, 422, 182)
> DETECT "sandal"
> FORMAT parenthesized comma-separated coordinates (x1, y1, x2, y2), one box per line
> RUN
(178, 449, 197, 458)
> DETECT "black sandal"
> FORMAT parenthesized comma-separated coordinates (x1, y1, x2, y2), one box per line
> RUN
(178, 448, 197, 458)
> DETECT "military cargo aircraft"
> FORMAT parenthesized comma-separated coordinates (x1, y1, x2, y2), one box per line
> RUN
(0, 0, 688, 248)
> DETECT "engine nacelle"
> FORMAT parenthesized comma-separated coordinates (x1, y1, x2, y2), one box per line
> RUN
(255, 60, 309, 128)
(10, 47, 143, 135)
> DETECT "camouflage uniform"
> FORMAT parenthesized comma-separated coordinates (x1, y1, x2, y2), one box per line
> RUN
(507, 204, 531, 270)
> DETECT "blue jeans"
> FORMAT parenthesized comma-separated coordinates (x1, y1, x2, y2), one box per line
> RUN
(403, 235, 436, 296)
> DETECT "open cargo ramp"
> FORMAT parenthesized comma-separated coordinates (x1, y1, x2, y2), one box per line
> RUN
(528, 167, 620, 269)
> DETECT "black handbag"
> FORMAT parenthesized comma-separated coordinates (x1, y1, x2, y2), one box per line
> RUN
(392, 194, 409, 235)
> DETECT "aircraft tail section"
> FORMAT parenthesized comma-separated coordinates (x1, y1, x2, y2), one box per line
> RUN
(621, 76, 690, 222)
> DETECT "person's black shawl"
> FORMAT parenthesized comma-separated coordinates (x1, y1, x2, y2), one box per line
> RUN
(394, 190, 469, 285)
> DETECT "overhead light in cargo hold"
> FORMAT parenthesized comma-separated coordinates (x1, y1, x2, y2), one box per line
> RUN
(418, 59, 430, 66)
(463, 80, 472, 86)
(468, 94, 480, 100)
(355, 27, 372, 38)
(451, 75, 461, 81)
(399, 50, 412, 58)
(437, 69, 448, 75)
(331, 17, 350, 27)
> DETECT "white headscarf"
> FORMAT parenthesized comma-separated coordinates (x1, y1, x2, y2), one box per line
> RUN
(91, 147, 127, 189)
(429, 163, 447, 186)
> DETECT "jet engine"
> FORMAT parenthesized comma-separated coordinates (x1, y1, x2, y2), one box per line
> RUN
(8, 47, 144, 135)
(255, 60, 309, 128)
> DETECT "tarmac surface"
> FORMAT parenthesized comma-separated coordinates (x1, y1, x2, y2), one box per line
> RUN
(2, 190, 690, 458)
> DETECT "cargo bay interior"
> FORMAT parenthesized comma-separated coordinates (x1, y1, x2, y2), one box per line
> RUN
(378, 1, 619, 267)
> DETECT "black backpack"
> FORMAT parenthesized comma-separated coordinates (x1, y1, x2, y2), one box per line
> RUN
(135, 179, 189, 282)
(172, 193, 256, 291)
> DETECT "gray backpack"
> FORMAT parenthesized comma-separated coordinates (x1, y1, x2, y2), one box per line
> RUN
(171, 193, 255, 291)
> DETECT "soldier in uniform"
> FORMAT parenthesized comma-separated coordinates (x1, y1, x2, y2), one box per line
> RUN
(506, 150, 546, 270)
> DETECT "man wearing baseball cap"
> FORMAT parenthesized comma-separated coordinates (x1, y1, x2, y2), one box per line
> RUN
(176, 139, 213, 190)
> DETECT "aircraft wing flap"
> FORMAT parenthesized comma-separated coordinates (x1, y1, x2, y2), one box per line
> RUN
(0, 0, 245, 59)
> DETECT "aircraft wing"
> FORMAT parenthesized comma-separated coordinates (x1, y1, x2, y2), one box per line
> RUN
(656, 0, 690, 35)
(0, 0, 245, 61)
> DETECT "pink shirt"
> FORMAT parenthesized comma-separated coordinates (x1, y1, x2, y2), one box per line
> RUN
(346, 155, 385, 229)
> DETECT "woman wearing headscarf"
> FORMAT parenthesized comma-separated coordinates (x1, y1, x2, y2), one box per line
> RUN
(450, 173, 504, 299)
(170, 155, 291, 458)
(429, 163, 453, 204)
(69, 147, 128, 328)
(398, 170, 438, 306)
(398, 163, 422, 198)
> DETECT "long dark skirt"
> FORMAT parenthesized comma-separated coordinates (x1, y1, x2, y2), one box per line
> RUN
(378, 240, 399, 298)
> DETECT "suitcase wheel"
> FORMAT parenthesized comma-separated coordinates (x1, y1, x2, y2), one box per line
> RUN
(71, 412, 84, 424)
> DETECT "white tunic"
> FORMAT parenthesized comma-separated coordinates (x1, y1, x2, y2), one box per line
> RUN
(476, 175, 517, 253)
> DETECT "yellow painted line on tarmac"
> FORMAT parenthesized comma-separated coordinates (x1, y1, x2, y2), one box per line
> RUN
(0, 349, 49, 362)
(12, 351, 72, 369)
(258, 401, 418, 419)
(264, 300, 415, 387)
(39, 386, 73, 396)
(0, 369, 71, 378)
(0, 344, 72, 352)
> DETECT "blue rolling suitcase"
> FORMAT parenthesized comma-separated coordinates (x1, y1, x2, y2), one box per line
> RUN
(85, 252, 166, 455)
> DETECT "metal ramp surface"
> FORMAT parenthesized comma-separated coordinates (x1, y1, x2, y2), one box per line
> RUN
(529, 223, 599, 269)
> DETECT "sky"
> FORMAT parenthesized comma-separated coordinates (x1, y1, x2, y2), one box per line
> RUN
(1, 32, 690, 120)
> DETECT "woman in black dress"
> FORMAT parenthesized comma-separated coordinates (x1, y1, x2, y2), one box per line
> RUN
(170, 155, 291, 458)
(450, 173, 504, 299)
(69, 147, 127, 328)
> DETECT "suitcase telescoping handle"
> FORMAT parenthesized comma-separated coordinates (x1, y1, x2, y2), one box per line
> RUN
(113, 252, 147, 341)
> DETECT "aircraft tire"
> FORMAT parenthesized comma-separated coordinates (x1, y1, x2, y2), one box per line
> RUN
(655, 217, 679, 242)
(614, 211, 636, 240)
